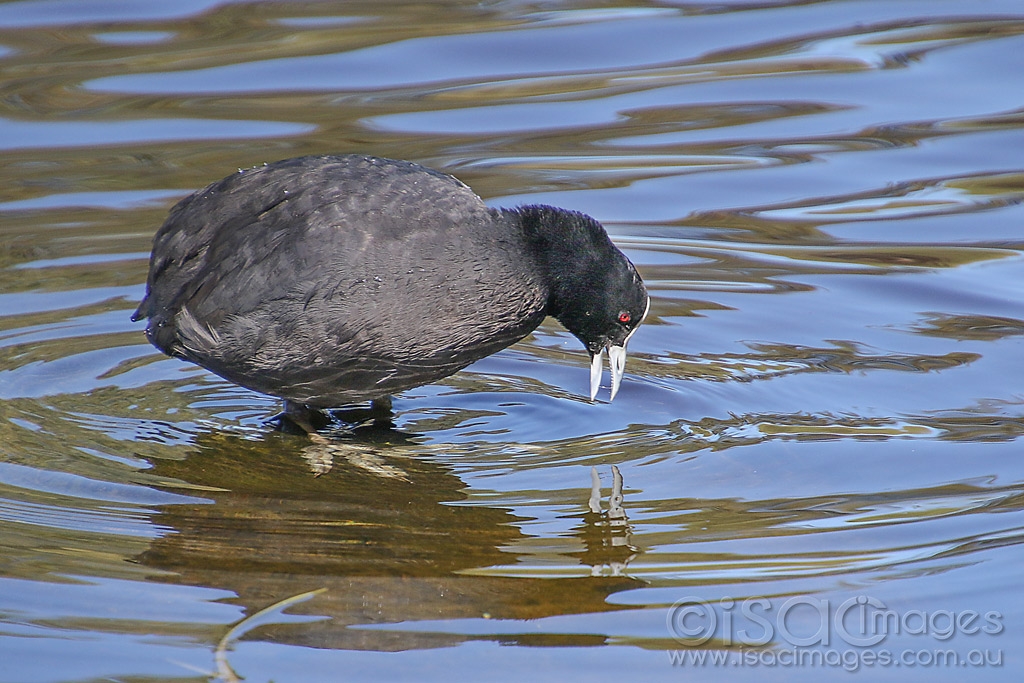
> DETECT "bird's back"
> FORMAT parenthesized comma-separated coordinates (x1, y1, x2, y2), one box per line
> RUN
(135, 155, 549, 406)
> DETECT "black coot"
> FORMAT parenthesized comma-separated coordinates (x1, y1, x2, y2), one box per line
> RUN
(133, 154, 649, 431)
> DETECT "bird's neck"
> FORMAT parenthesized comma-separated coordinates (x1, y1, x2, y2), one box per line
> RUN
(507, 204, 614, 328)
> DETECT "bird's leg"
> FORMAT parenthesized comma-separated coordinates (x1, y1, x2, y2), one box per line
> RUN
(370, 396, 394, 424)
(271, 400, 330, 434)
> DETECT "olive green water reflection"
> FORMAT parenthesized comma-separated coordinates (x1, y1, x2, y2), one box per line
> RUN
(2, 0, 1024, 681)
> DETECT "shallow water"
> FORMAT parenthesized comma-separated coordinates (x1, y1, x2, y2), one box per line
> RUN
(1, 1, 1023, 681)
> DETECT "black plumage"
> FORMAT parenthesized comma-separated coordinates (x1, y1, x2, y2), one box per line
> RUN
(133, 154, 648, 430)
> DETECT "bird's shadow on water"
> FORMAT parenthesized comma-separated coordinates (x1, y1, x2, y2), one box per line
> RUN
(137, 416, 643, 655)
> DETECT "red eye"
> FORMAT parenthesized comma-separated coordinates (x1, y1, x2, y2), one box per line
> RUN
(618, 311, 631, 324)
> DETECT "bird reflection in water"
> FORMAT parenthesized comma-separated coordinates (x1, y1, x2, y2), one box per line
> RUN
(138, 428, 645, 659)
(297, 422, 641, 578)
(575, 465, 638, 576)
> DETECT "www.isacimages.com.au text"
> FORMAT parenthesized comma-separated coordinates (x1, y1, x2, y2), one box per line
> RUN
(667, 646, 1003, 672)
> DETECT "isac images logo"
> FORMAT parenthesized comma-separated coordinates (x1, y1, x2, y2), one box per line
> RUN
(666, 595, 1003, 672)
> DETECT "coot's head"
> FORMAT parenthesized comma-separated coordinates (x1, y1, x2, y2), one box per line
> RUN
(515, 206, 650, 401)
(561, 256, 649, 402)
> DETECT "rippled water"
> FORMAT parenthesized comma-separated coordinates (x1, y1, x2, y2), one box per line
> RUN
(2, 1, 1023, 681)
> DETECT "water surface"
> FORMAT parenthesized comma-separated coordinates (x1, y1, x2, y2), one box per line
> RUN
(1, 1, 1023, 681)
